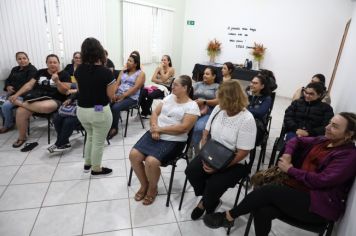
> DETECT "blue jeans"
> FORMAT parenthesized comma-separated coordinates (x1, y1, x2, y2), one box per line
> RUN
(53, 113, 80, 147)
(192, 113, 212, 147)
(110, 98, 137, 130)
(0, 97, 22, 128)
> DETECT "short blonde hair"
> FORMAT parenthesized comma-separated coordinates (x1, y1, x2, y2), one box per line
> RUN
(218, 80, 248, 113)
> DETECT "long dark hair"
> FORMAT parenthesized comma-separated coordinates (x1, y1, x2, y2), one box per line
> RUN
(163, 55, 172, 67)
(81, 37, 106, 65)
(178, 75, 194, 99)
(124, 53, 141, 73)
(205, 66, 217, 83)
(254, 74, 271, 96)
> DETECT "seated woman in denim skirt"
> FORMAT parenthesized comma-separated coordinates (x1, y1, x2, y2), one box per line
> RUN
(129, 75, 200, 205)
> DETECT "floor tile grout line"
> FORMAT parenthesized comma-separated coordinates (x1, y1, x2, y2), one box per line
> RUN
(80, 172, 92, 236)
(28, 147, 62, 236)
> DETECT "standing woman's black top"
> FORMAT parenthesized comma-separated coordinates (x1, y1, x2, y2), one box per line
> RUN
(74, 64, 115, 108)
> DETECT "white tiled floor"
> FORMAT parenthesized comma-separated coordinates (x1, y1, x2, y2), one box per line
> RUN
(0, 96, 317, 236)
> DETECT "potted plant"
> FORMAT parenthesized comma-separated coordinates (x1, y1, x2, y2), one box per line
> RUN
(207, 38, 221, 63)
(251, 42, 266, 70)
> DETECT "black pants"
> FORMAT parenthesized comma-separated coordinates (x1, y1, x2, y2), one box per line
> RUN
(53, 114, 80, 147)
(185, 155, 248, 213)
(140, 89, 164, 116)
(229, 185, 327, 236)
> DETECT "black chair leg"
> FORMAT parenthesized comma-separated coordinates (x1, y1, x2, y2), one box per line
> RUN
(244, 214, 254, 236)
(83, 131, 87, 158)
(124, 110, 130, 137)
(166, 164, 176, 207)
(47, 117, 50, 144)
(179, 176, 188, 211)
(128, 167, 133, 186)
(138, 107, 145, 129)
(268, 138, 279, 168)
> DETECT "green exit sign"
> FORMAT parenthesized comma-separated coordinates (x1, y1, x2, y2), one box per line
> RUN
(187, 20, 195, 25)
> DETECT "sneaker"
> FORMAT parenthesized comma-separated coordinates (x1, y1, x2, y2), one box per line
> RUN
(203, 212, 234, 229)
(47, 144, 57, 153)
(91, 167, 113, 176)
(57, 143, 71, 151)
(84, 165, 91, 173)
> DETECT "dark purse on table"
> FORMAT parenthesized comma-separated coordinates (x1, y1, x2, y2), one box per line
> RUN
(198, 110, 235, 170)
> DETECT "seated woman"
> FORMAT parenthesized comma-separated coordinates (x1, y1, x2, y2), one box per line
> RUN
(292, 73, 330, 104)
(63, 52, 81, 83)
(140, 55, 175, 117)
(0, 52, 37, 133)
(185, 80, 257, 220)
(221, 62, 234, 82)
(107, 53, 145, 139)
(247, 75, 272, 144)
(204, 112, 356, 236)
(129, 75, 200, 205)
(284, 82, 334, 141)
(47, 92, 80, 153)
(9, 54, 71, 148)
(191, 66, 219, 151)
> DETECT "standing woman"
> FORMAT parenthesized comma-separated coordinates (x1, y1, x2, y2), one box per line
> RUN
(221, 62, 234, 82)
(140, 55, 175, 117)
(75, 37, 116, 175)
(0, 52, 37, 133)
(107, 53, 145, 139)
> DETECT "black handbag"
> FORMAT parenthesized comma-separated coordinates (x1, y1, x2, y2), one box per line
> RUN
(198, 110, 235, 170)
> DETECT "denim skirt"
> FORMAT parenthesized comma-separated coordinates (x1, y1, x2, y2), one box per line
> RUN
(134, 131, 185, 162)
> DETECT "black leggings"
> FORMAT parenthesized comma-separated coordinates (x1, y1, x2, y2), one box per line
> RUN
(185, 155, 248, 213)
(140, 89, 164, 116)
(229, 185, 327, 236)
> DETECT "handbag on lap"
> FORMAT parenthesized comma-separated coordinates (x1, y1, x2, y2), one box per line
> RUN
(198, 109, 235, 170)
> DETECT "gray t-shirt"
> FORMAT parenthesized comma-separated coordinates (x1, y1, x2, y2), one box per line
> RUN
(193, 82, 219, 100)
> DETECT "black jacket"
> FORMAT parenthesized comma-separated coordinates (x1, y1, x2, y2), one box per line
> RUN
(284, 98, 334, 136)
(4, 64, 37, 92)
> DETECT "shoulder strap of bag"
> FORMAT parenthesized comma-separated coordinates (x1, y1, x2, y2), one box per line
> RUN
(208, 109, 222, 136)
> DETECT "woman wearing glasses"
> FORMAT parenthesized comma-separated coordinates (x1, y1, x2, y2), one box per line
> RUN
(284, 82, 334, 141)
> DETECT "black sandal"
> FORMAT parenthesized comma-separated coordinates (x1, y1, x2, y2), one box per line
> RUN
(12, 139, 27, 148)
(107, 129, 118, 140)
(21, 142, 38, 152)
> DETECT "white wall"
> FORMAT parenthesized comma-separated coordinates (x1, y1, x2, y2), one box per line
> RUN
(180, 0, 353, 97)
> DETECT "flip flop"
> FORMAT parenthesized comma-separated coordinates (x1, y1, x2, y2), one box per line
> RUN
(12, 139, 27, 148)
(21, 142, 38, 152)
(134, 189, 147, 201)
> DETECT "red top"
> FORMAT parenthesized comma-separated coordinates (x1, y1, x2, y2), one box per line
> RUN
(285, 140, 331, 191)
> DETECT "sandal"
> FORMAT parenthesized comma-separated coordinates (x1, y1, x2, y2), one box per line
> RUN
(12, 139, 27, 148)
(21, 142, 38, 152)
(134, 189, 147, 201)
(107, 128, 118, 140)
(142, 191, 158, 205)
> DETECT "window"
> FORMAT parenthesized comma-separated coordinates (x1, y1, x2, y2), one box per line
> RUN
(0, 0, 106, 80)
(122, 0, 174, 64)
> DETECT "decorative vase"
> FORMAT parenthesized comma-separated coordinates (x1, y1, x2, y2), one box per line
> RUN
(253, 59, 261, 70)
(209, 52, 216, 64)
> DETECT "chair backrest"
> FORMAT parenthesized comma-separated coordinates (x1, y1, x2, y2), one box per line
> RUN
(167, 77, 175, 93)
(269, 92, 276, 115)
(113, 69, 121, 79)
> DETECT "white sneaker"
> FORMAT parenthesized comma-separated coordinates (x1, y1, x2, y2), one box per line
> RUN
(47, 144, 57, 153)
